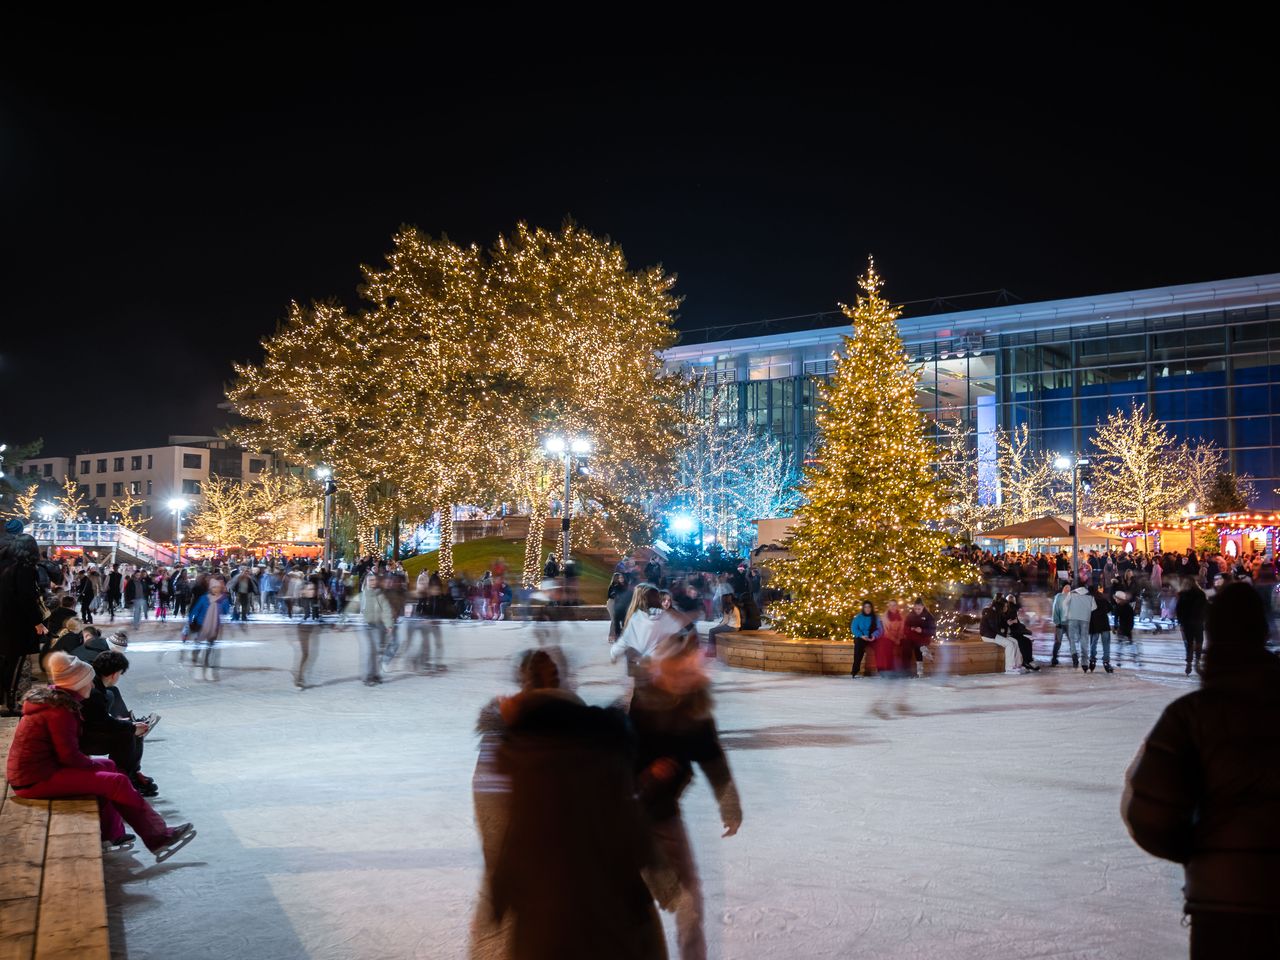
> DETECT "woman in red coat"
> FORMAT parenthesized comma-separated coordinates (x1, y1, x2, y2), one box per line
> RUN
(5, 652, 196, 860)
(876, 600, 906, 676)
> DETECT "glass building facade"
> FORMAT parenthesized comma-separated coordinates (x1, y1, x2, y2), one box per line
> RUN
(662, 273, 1280, 509)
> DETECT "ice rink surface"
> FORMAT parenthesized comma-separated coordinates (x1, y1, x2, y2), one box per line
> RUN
(100, 616, 1194, 959)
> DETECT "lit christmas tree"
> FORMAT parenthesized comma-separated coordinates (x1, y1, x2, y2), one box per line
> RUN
(772, 260, 972, 641)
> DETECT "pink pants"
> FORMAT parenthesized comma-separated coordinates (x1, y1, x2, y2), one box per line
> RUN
(15, 759, 169, 849)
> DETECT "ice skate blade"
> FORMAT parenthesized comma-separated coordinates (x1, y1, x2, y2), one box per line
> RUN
(154, 827, 197, 863)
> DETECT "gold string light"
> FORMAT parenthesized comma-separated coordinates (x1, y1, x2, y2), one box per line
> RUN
(771, 259, 974, 641)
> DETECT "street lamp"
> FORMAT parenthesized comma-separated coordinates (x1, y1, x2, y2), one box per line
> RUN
(1185, 501, 1199, 554)
(1054, 455, 1091, 586)
(168, 498, 188, 561)
(316, 467, 337, 568)
(543, 435, 592, 566)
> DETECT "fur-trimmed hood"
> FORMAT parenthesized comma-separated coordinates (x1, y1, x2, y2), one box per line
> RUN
(21, 684, 83, 715)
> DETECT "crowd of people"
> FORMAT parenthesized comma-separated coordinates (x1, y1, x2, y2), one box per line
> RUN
(960, 546, 1280, 677)
(0, 518, 196, 862)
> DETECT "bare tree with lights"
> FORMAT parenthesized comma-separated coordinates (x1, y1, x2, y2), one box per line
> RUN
(0, 483, 39, 523)
(1089, 402, 1184, 550)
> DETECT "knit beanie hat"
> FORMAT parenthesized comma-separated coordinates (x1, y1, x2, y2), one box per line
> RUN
(4, 518, 24, 534)
(106, 632, 129, 654)
(46, 652, 95, 698)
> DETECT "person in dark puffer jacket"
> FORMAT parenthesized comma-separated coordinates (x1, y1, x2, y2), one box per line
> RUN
(1122, 582, 1280, 959)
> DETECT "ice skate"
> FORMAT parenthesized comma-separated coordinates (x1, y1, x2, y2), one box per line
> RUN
(153, 823, 197, 862)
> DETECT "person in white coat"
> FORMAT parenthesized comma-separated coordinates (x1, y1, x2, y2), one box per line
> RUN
(610, 586, 665, 672)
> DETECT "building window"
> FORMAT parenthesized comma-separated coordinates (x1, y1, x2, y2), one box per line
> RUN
(77, 484, 90, 499)
(95, 483, 106, 498)
(80, 460, 90, 474)
(43, 464, 53, 477)
(147, 455, 153, 469)
(113, 458, 124, 471)
(249, 459, 266, 474)
(183, 453, 202, 469)
(112, 483, 123, 496)
(146, 480, 152, 494)
(97, 459, 107, 473)
(143, 505, 151, 519)
(131, 456, 142, 470)
(182, 479, 201, 494)
(129, 481, 142, 495)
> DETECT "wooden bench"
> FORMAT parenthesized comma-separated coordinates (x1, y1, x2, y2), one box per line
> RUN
(714, 630, 1006, 675)
(0, 718, 110, 960)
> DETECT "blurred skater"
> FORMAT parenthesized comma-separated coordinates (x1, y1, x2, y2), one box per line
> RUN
(490, 655, 665, 959)
(629, 632, 742, 960)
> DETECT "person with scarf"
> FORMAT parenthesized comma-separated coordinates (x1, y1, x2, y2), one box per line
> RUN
(187, 578, 230, 669)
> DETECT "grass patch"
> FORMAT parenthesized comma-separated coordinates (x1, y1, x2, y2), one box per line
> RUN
(401, 536, 613, 603)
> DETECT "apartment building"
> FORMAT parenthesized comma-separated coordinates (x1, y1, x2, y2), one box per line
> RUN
(17, 437, 276, 537)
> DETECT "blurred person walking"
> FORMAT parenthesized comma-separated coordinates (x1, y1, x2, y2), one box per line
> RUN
(361, 573, 393, 686)
(629, 633, 742, 960)
(490, 657, 665, 959)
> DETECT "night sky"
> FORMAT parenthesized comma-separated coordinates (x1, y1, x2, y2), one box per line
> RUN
(2, 40, 1275, 456)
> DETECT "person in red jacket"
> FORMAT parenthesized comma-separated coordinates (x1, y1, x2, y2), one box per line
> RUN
(4, 652, 196, 860)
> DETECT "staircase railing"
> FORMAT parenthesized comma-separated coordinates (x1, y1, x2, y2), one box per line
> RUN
(28, 522, 179, 566)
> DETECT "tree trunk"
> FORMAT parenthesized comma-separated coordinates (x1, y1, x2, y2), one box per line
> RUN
(438, 505, 454, 579)
(523, 494, 547, 588)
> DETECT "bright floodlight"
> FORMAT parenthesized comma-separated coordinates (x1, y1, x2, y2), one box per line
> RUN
(570, 437, 592, 454)
(669, 513, 697, 535)
(316, 467, 331, 479)
(1053, 455, 1072, 470)
(0, 443, 6, 451)
(544, 436, 567, 454)
(168, 498, 189, 512)
(1187, 501, 1197, 515)
(37, 503, 57, 519)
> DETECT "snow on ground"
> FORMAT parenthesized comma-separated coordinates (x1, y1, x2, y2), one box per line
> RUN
(100, 616, 1194, 959)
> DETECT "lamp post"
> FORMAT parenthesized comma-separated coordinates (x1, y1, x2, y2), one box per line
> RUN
(168, 498, 188, 561)
(37, 503, 57, 533)
(1054, 455, 1091, 587)
(1185, 501, 1198, 554)
(543, 436, 592, 567)
(317, 468, 337, 569)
